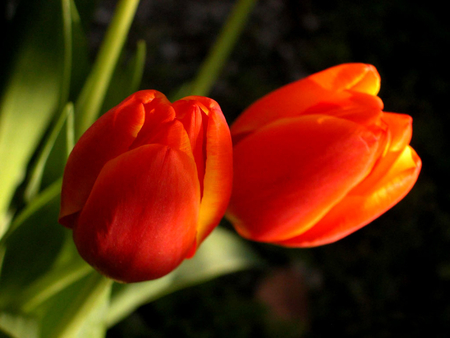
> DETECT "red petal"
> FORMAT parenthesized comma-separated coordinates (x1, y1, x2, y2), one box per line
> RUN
(173, 96, 233, 246)
(60, 95, 147, 227)
(309, 63, 380, 95)
(172, 98, 208, 195)
(277, 146, 421, 247)
(196, 104, 233, 244)
(231, 64, 381, 143)
(174, 96, 233, 246)
(345, 112, 413, 198)
(226, 115, 382, 242)
(129, 92, 175, 148)
(59, 90, 173, 228)
(302, 92, 383, 127)
(73, 144, 200, 283)
(131, 119, 193, 158)
(382, 112, 412, 152)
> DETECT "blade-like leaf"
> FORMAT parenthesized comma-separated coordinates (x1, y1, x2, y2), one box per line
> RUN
(37, 0, 89, 193)
(66, 104, 75, 156)
(39, 272, 112, 338)
(67, 0, 90, 102)
(0, 179, 62, 248)
(129, 40, 147, 94)
(0, 0, 66, 234)
(0, 196, 65, 310)
(74, 0, 140, 137)
(100, 40, 147, 114)
(173, 0, 257, 99)
(0, 312, 38, 338)
(24, 103, 74, 202)
(60, 0, 73, 108)
(107, 227, 261, 327)
(17, 254, 92, 315)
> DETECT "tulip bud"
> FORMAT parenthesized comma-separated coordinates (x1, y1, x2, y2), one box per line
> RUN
(226, 63, 421, 247)
(59, 90, 232, 283)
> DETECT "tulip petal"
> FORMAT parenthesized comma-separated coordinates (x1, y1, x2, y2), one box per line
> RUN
(73, 144, 200, 283)
(196, 104, 233, 245)
(231, 64, 381, 143)
(130, 119, 194, 159)
(382, 112, 412, 152)
(277, 145, 421, 247)
(177, 96, 233, 245)
(302, 92, 383, 128)
(309, 63, 381, 96)
(227, 115, 382, 242)
(172, 98, 208, 194)
(130, 92, 176, 148)
(59, 94, 149, 228)
(348, 113, 413, 195)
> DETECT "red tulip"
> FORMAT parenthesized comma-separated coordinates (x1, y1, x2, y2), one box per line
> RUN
(226, 63, 421, 247)
(59, 90, 232, 282)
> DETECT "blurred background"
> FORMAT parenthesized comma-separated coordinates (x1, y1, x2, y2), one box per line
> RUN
(5, 0, 449, 336)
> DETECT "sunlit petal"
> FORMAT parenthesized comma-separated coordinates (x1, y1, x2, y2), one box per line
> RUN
(309, 63, 381, 95)
(196, 101, 233, 245)
(277, 146, 421, 247)
(73, 144, 200, 282)
(59, 96, 146, 228)
(228, 115, 382, 242)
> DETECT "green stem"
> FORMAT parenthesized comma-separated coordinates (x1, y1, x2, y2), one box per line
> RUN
(75, 0, 140, 138)
(188, 0, 257, 97)
(65, 101, 75, 156)
(60, 0, 73, 109)
(130, 40, 146, 93)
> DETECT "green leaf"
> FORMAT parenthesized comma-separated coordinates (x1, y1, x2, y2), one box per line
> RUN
(74, 0, 141, 138)
(39, 0, 89, 193)
(0, 312, 38, 338)
(60, 0, 74, 109)
(0, 179, 62, 248)
(0, 196, 65, 310)
(67, 0, 91, 102)
(16, 253, 92, 315)
(39, 273, 112, 338)
(66, 104, 75, 156)
(174, 0, 257, 99)
(106, 227, 261, 327)
(100, 40, 147, 114)
(24, 103, 74, 202)
(0, 0, 67, 233)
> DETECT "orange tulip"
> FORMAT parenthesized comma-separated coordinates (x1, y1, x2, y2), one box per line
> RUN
(226, 63, 421, 247)
(59, 90, 232, 283)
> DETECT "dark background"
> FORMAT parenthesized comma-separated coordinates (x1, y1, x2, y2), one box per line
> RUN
(70, 0, 450, 336)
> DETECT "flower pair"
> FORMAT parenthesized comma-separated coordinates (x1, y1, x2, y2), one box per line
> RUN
(59, 64, 421, 283)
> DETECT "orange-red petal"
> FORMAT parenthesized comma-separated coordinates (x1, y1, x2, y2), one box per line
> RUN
(73, 144, 200, 283)
(172, 98, 208, 195)
(277, 145, 421, 247)
(231, 63, 381, 142)
(382, 112, 412, 152)
(59, 97, 146, 228)
(191, 98, 233, 244)
(227, 114, 383, 242)
(309, 63, 380, 95)
(130, 92, 175, 148)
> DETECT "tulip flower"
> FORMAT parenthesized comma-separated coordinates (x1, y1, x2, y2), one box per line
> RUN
(226, 63, 421, 247)
(59, 90, 232, 283)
